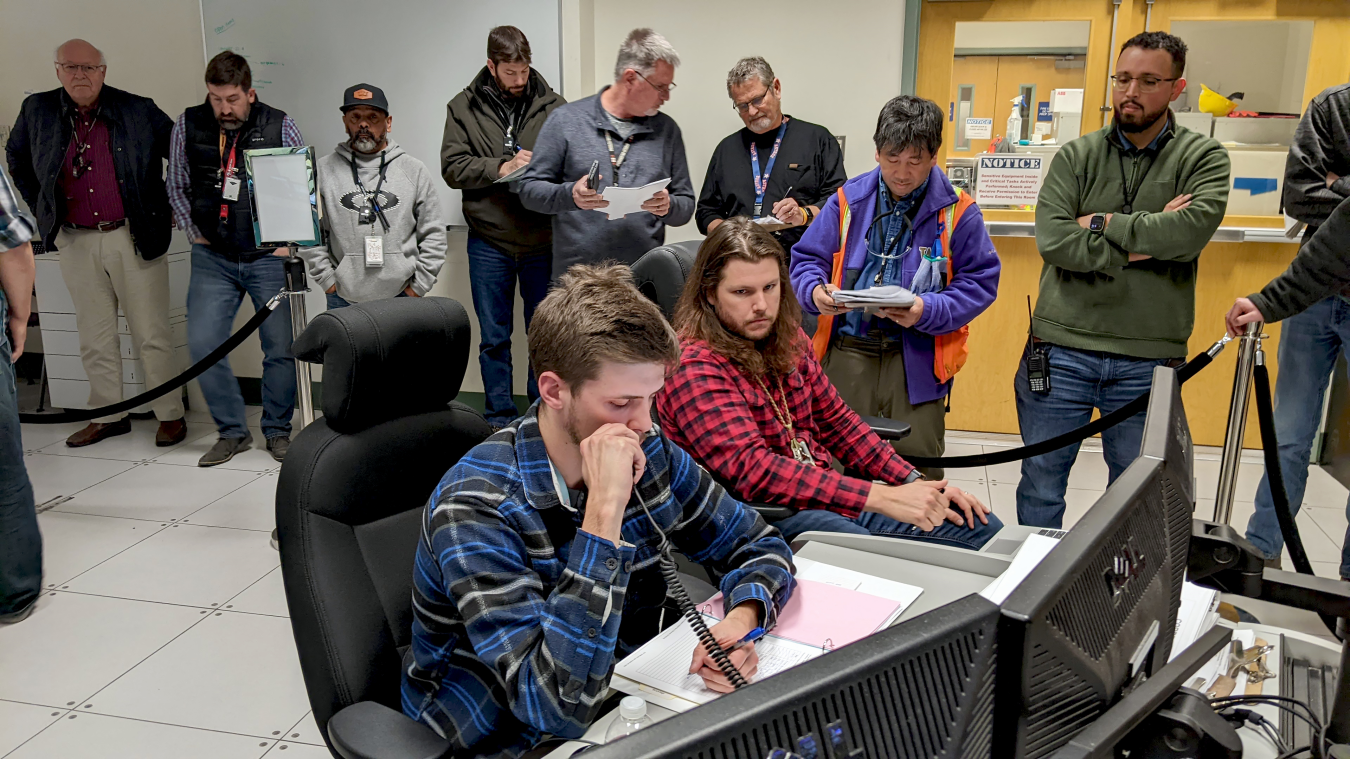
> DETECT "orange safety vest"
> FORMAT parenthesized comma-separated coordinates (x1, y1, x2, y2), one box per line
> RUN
(811, 186, 976, 384)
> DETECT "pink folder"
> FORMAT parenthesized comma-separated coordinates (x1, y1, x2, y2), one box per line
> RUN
(702, 578, 902, 650)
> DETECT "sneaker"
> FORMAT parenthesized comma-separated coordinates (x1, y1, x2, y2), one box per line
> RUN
(199, 434, 253, 467)
(266, 436, 290, 462)
(270, 528, 280, 552)
(0, 600, 36, 625)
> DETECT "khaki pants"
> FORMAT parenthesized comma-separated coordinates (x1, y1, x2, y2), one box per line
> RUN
(55, 227, 183, 423)
(823, 341, 947, 480)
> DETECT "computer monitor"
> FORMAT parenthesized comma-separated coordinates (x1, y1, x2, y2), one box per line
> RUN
(994, 367, 1194, 759)
(1138, 365, 1197, 677)
(581, 593, 1001, 759)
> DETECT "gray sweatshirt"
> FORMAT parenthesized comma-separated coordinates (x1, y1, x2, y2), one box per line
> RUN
(516, 87, 694, 279)
(299, 139, 447, 302)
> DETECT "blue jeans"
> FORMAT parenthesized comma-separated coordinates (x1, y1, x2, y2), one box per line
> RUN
(771, 506, 1005, 549)
(0, 292, 40, 616)
(325, 290, 407, 310)
(1015, 343, 1179, 528)
(1246, 298, 1350, 578)
(465, 235, 549, 425)
(188, 246, 295, 440)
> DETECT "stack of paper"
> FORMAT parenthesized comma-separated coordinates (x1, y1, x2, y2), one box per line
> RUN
(611, 558, 923, 707)
(1169, 582, 1222, 663)
(831, 285, 916, 309)
(979, 533, 1061, 604)
(596, 178, 671, 220)
(753, 216, 791, 231)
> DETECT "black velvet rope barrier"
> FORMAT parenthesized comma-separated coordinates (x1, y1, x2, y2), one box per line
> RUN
(903, 346, 1218, 469)
(19, 296, 283, 425)
(1253, 360, 1340, 636)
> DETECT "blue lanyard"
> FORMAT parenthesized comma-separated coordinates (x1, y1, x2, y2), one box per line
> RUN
(750, 117, 789, 218)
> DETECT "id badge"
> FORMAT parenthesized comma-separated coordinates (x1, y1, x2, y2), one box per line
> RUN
(222, 176, 241, 202)
(364, 236, 384, 268)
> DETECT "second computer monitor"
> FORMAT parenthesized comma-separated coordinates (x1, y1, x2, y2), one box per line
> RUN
(993, 367, 1194, 759)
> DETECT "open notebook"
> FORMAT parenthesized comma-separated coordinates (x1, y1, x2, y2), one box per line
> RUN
(612, 558, 922, 708)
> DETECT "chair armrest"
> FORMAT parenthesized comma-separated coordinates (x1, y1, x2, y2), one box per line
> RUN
(860, 415, 911, 441)
(750, 503, 799, 522)
(327, 701, 452, 759)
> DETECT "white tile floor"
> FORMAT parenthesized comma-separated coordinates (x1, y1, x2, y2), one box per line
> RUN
(2, 420, 1347, 757)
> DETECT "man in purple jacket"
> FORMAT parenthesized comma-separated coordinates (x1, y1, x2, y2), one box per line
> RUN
(790, 96, 1000, 479)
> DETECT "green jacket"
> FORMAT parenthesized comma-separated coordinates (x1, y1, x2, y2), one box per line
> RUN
(1033, 118, 1230, 358)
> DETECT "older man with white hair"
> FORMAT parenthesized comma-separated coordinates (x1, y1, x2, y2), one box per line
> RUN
(6, 39, 185, 448)
(518, 28, 694, 279)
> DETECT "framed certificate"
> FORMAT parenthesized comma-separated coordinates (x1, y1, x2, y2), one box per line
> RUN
(244, 146, 322, 247)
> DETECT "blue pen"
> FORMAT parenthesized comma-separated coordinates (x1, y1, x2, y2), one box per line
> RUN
(725, 626, 766, 653)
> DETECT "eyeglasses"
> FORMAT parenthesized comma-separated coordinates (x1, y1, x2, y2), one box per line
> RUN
(56, 63, 106, 76)
(634, 70, 676, 97)
(732, 88, 771, 115)
(1110, 75, 1177, 93)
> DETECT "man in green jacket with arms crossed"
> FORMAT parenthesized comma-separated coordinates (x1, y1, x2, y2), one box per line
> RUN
(1017, 31, 1230, 528)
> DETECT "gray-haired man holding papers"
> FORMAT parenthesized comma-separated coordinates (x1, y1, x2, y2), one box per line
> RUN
(517, 28, 694, 279)
(299, 84, 446, 310)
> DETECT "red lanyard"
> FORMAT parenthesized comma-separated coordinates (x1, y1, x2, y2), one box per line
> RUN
(219, 130, 239, 220)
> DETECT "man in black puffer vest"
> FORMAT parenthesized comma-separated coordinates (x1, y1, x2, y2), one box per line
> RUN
(167, 51, 304, 470)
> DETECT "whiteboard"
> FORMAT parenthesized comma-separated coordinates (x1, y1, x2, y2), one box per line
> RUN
(199, 0, 562, 227)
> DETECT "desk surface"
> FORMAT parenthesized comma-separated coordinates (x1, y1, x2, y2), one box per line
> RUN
(543, 536, 1009, 757)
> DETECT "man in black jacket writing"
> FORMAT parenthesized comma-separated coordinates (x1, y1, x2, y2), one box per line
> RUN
(6, 38, 186, 448)
(441, 26, 566, 429)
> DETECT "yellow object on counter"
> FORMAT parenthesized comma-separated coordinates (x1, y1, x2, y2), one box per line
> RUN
(1198, 84, 1239, 118)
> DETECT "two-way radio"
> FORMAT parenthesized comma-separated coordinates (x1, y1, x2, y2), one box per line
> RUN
(1026, 295, 1052, 395)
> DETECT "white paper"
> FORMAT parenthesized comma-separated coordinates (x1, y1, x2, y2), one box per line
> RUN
(613, 615, 822, 705)
(753, 216, 790, 231)
(966, 118, 993, 140)
(831, 285, 916, 309)
(1169, 582, 1222, 663)
(610, 674, 701, 713)
(250, 152, 316, 243)
(792, 557, 923, 628)
(979, 533, 1061, 604)
(596, 178, 671, 220)
(494, 162, 528, 184)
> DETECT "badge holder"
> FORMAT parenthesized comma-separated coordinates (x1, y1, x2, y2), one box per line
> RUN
(244, 146, 323, 430)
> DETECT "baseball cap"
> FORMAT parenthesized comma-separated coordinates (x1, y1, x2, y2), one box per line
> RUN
(341, 84, 389, 114)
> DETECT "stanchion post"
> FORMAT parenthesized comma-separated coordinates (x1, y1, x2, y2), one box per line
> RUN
(1214, 322, 1263, 524)
(283, 256, 315, 431)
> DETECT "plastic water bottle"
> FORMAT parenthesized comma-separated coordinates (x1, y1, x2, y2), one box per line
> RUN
(604, 696, 653, 741)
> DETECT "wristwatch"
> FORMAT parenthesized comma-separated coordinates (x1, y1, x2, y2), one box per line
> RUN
(1089, 213, 1107, 234)
(802, 205, 815, 225)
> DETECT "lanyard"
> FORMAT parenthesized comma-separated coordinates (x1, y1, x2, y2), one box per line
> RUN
(348, 151, 390, 232)
(750, 117, 789, 218)
(1117, 149, 1156, 215)
(604, 131, 635, 184)
(218, 130, 239, 220)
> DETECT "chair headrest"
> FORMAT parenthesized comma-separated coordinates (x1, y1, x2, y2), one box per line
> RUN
(631, 240, 701, 321)
(291, 297, 471, 433)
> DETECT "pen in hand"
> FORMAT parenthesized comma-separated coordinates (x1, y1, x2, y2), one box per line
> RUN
(724, 626, 766, 654)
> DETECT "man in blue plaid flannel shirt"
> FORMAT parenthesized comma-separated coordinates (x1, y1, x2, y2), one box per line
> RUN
(0, 165, 40, 624)
(401, 263, 796, 757)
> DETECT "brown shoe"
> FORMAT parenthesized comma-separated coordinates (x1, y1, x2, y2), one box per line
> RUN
(65, 419, 132, 448)
(156, 418, 188, 447)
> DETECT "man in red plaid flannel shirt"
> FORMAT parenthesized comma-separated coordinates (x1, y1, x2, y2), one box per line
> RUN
(656, 217, 1003, 544)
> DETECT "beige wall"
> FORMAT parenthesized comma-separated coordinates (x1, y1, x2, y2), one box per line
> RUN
(1172, 19, 1314, 115)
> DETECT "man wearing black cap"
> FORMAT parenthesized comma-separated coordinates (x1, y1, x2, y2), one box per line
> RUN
(298, 84, 446, 310)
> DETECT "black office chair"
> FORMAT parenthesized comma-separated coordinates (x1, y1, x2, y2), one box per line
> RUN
(631, 242, 912, 520)
(276, 297, 492, 759)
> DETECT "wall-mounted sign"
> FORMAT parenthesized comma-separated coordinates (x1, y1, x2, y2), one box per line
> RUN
(975, 155, 1044, 206)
